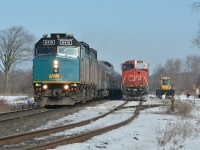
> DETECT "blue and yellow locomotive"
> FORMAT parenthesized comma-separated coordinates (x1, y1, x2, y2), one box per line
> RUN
(33, 33, 121, 106)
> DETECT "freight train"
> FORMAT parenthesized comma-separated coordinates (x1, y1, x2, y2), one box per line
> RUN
(32, 33, 122, 106)
(121, 60, 149, 100)
(156, 76, 175, 99)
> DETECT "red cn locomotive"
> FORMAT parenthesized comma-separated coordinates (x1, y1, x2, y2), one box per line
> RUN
(121, 60, 149, 100)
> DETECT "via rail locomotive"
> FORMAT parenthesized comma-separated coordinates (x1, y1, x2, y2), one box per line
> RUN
(33, 33, 122, 106)
(121, 60, 149, 100)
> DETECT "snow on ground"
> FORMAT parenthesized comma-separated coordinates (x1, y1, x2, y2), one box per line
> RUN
(48, 95, 200, 150)
(2, 95, 200, 149)
(32, 101, 125, 131)
(0, 95, 34, 105)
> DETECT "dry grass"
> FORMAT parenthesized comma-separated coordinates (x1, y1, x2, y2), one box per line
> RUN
(162, 100, 193, 117)
(154, 100, 199, 149)
(174, 101, 193, 117)
(155, 120, 198, 149)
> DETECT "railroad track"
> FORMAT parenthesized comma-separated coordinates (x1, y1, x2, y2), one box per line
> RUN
(0, 100, 110, 138)
(0, 101, 128, 149)
(0, 101, 162, 150)
(0, 107, 50, 122)
(0, 107, 68, 138)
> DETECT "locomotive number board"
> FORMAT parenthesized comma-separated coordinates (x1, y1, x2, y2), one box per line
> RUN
(43, 40, 55, 46)
(60, 39, 73, 45)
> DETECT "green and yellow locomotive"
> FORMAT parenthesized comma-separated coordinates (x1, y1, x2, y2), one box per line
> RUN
(33, 33, 121, 106)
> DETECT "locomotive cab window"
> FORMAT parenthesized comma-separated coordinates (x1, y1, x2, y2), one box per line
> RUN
(57, 46, 80, 58)
(122, 64, 134, 71)
(35, 47, 56, 56)
(162, 80, 169, 85)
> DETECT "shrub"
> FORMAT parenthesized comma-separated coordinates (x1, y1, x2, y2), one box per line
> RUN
(162, 100, 193, 117)
(155, 120, 198, 149)
(175, 101, 193, 117)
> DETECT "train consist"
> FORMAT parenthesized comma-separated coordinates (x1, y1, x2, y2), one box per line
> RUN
(32, 33, 122, 106)
(121, 60, 149, 100)
(156, 76, 175, 99)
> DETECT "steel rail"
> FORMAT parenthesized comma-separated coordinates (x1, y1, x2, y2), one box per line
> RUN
(0, 107, 61, 125)
(0, 107, 47, 122)
(0, 101, 128, 147)
(26, 101, 142, 150)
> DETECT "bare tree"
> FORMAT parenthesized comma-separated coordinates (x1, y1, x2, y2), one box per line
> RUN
(183, 54, 200, 73)
(192, 1, 200, 10)
(192, 1, 200, 49)
(0, 26, 35, 93)
(164, 58, 182, 82)
(149, 64, 166, 93)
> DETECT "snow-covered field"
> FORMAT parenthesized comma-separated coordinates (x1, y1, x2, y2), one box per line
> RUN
(2, 95, 200, 149)
(53, 95, 200, 150)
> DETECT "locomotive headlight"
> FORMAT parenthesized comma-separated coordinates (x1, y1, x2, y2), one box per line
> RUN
(54, 64, 59, 69)
(53, 60, 59, 68)
(64, 85, 69, 90)
(54, 60, 58, 65)
(53, 60, 59, 73)
(43, 84, 48, 90)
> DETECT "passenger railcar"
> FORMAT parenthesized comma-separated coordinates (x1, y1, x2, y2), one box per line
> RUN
(33, 33, 121, 106)
(121, 60, 149, 100)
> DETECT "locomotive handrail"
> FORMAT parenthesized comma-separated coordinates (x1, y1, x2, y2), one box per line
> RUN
(121, 76, 128, 90)
(142, 76, 148, 86)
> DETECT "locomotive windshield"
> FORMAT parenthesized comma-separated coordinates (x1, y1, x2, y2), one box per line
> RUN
(122, 64, 134, 71)
(36, 47, 56, 56)
(162, 79, 169, 85)
(57, 46, 80, 58)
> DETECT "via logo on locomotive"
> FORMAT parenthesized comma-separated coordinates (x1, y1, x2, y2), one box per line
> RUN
(49, 73, 62, 79)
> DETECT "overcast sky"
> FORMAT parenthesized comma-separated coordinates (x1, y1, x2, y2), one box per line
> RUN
(0, 0, 199, 74)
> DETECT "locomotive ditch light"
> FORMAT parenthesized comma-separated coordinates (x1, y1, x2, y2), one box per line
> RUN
(64, 85, 69, 90)
(43, 85, 48, 90)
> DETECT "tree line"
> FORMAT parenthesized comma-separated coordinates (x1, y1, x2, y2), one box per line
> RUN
(149, 55, 200, 95)
(0, 26, 35, 95)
